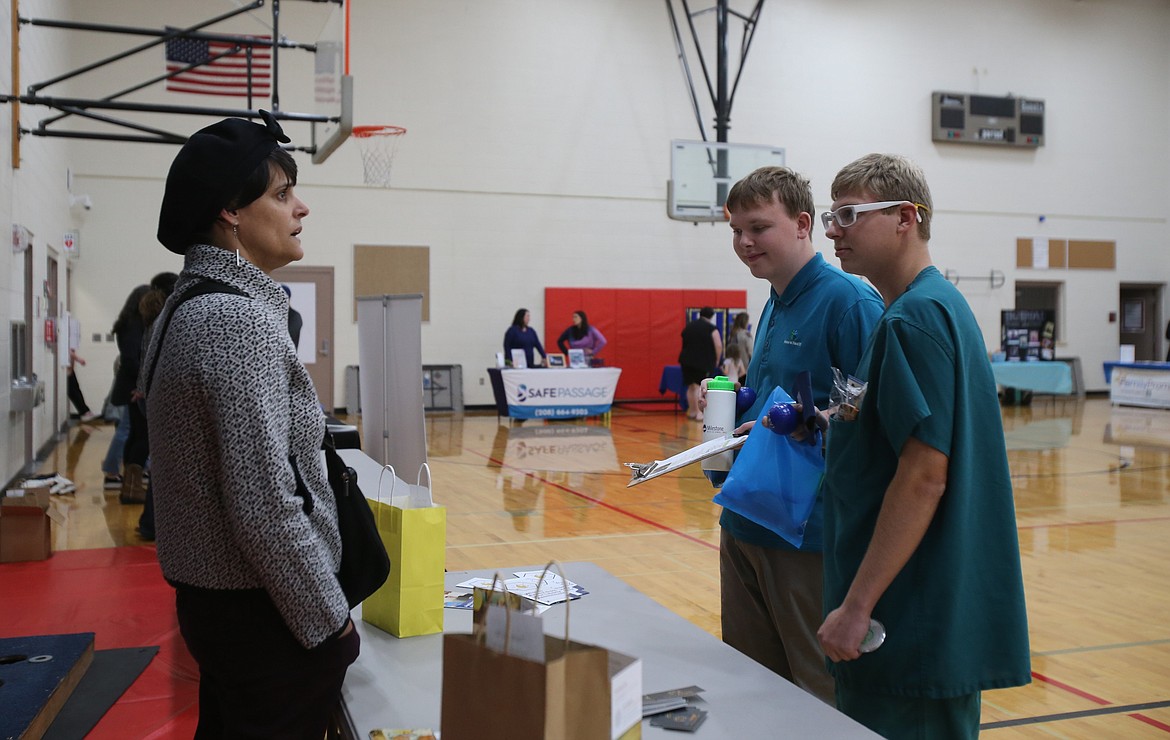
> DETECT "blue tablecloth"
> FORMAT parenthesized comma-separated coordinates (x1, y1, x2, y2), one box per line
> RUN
(990, 361, 1073, 394)
(659, 365, 687, 411)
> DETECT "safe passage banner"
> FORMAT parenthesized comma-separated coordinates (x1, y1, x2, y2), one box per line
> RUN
(500, 368, 621, 419)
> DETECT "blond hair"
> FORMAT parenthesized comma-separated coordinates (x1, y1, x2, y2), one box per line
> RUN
(831, 153, 933, 240)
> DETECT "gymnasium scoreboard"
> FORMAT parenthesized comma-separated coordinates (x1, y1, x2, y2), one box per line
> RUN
(932, 91, 1045, 148)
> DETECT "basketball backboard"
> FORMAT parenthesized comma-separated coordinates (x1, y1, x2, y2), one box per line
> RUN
(667, 139, 786, 222)
(309, 0, 352, 163)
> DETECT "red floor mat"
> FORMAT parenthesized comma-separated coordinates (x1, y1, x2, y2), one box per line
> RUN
(0, 547, 198, 738)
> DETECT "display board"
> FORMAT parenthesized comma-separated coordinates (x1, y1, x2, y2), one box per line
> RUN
(1001, 309, 1055, 361)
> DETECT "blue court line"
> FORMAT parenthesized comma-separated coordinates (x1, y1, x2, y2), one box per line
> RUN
(981, 700, 1170, 730)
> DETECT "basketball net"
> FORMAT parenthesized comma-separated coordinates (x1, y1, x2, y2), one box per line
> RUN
(353, 125, 406, 187)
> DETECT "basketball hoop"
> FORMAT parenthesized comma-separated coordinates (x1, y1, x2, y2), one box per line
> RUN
(352, 125, 406, 187)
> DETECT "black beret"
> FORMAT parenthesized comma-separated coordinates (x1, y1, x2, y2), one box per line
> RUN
(157, 110, 291, 255)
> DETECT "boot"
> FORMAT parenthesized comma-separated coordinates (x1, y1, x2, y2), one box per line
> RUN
(120, 464, 146, 504)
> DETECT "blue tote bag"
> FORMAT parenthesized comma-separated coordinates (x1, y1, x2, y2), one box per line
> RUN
(712, 386, 825, 548)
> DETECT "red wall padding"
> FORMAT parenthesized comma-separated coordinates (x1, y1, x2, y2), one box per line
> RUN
(544, 287, 747, 401)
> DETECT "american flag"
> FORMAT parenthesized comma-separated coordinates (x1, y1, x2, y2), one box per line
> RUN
(164, 33, 272, 97)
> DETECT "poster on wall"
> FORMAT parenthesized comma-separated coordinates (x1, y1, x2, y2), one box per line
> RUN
(1001, 309, 1055, 361)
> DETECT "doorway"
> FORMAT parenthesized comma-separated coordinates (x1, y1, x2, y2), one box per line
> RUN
(1119, 284, 1164, 361)
(1015, 281, 1062, 341)
(270, 265, 336, 411)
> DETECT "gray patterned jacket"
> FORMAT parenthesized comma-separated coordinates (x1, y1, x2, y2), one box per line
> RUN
(143, 244, 348, 648)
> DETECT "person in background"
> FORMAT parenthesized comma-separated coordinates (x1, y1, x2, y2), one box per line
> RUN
(281, 284, 303, 349)
(818, 153, 1030, 738)
(503, 308, 546, 368)
(119, 274, 175, 505)
(703, 166, 883, 705)
(134, 271, 179, 539)
(145, 111, 357, 737)
(556, 310, 607, 363)
(728, 311, 754, 371)
(678, 306, 722, 421)
(721, 342, 747, 386)
(103, 284, 150, 492)
(67, 349, 99, 423)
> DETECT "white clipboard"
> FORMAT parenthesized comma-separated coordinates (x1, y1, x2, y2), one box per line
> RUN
(625, 434, 747, 487)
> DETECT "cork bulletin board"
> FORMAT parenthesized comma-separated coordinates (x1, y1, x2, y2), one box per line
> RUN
(353, 245, 430, 321)
(1016, 238, 1115, 270)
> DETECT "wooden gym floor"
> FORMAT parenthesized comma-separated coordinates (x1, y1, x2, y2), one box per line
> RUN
(29, 396, 1170, 737)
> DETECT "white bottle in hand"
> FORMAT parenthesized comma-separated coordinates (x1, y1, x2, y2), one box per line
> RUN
(701, 376, 737, 472)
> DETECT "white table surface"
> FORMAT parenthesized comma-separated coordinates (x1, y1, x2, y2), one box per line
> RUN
(339, 561, 879, 738)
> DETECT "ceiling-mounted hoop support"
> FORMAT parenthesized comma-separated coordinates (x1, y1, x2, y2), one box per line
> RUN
(0, 0, 345, 153)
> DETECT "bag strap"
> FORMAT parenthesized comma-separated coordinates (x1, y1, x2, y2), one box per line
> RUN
(144, 279, 247, 395)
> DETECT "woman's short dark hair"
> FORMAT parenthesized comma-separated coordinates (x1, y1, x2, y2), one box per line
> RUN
(190, 149, 297, 247)
(511, 308, 529, 328)
(226, 148, 298, 212)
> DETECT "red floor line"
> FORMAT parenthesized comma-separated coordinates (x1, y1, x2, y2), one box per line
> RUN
(1017, 514, 1170, 531)
(1030, 671, 1111, 705)
(468, 450, 719, 551)
(1130, 714, 1170, 733)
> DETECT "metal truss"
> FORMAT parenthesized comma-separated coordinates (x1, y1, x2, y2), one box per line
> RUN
(0, 0, 343, 152)
(664, 0, 765, 143)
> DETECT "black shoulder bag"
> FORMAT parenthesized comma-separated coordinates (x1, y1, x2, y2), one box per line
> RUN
(147, 279, 391, 608)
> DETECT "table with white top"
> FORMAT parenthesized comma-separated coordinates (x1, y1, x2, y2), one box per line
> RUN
(338, 561, 879, 738)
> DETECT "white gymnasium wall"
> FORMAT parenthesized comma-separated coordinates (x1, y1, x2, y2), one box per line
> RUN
(2, 0, 86, 483)
(8, 0, 1168, 467)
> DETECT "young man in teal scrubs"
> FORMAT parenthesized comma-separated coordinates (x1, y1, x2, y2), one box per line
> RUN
(714, 166, 883, 703)
(818, 153, 1031, 738)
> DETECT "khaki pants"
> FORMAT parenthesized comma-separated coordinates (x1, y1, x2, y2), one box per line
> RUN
(720, 529, 835, 704)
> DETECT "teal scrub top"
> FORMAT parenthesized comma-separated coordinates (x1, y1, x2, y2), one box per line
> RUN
(822, 267, 1031, 698)
(720, 253, 884, 552)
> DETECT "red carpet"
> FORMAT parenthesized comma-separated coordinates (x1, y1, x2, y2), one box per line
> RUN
(0, 547, 198, 738)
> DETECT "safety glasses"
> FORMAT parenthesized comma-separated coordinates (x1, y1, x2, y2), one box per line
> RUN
(821, 201, 927, 230)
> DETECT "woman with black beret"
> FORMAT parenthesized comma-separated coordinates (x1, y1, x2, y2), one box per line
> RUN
(143, 111, 357, 737)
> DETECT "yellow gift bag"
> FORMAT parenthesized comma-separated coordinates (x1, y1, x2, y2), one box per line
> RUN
(362, 463, 446, 637)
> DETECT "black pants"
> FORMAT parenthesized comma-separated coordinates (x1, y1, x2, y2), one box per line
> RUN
(67, 371, 90, 415)
(175, 586, 359, 740)
(123, 401, 150, 467)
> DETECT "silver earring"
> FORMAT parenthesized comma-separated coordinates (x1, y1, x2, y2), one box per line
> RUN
(235, 248, 241, 266)
(233, 224, 241, 265)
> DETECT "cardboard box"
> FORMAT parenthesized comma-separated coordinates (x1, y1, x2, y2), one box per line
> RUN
(1, 486, 53, 562)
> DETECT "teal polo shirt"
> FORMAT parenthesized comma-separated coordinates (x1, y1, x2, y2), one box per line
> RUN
(822, 267, 1031, 697)
(719, 253, 883, 551)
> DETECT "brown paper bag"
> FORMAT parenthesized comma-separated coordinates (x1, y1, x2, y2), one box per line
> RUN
(440, 565, 642, 739)
(441, 633, 612, 739)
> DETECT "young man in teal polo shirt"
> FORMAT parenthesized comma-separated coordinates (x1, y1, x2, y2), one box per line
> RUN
(818, 153, 1031, 738)
(714, 166, 884, 703)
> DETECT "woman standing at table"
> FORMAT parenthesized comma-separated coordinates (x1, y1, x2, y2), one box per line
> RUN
(556, 310, 607, 363)
(504, 308, 547, 367)
(146, 111, 357, 738)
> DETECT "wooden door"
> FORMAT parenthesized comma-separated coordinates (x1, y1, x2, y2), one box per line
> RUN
(271, 265, 336, 412)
